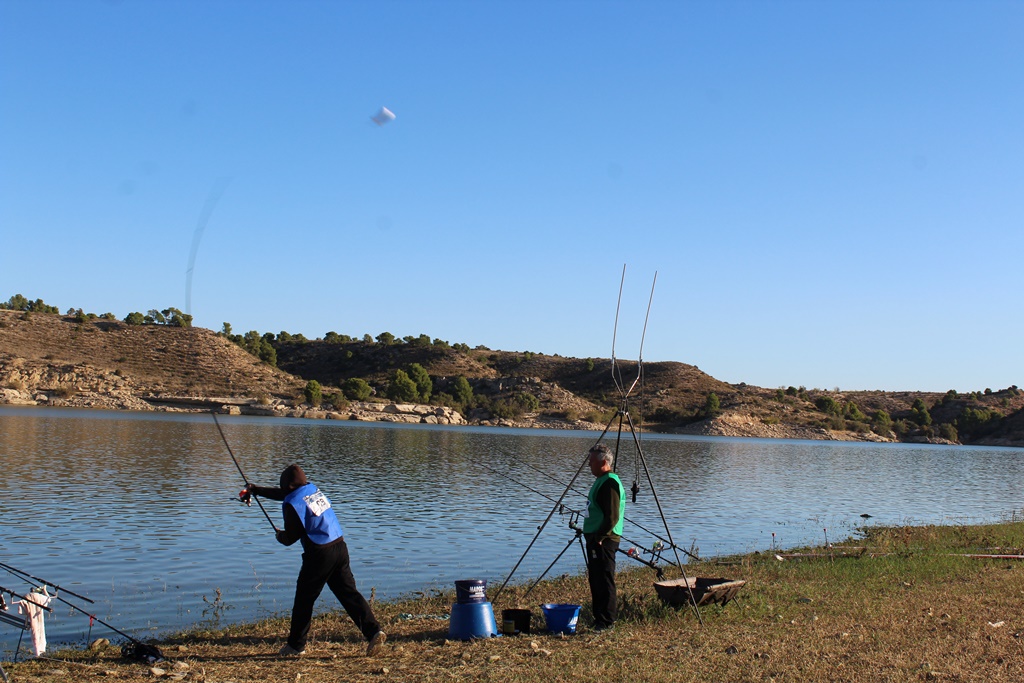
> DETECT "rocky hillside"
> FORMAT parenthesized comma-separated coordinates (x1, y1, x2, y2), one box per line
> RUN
(2, 308, 1022, 446)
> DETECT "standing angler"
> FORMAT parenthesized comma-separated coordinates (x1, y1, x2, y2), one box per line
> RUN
(246, 464, 386, 657)
(583, 444, 624, 631)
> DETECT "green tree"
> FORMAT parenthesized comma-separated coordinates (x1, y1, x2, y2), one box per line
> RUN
(342, 377, 372, 401)
(221, 322, 233, 336)
(387, 370, 419, 402)
(815, 396, 841, 416)
(407, 363, 432, 403)
(704, 392, 721, 417)
(871, 409, 893, 436)
(304, 380, 322, 407)
(452, 376, 473, 407)
(124, 311, 145, 326)
(3, 294, 29, 310)
(938, 422, 958, 442)
(162, 307, 192, 327)
(258, 340, 277, 367)
(376, 332, 396, 345)
(910, 398, 932, 426)
(515, 392, 540, 412)
(844, 401, 867, 422)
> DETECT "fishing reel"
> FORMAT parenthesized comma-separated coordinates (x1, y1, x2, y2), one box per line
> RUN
(238, 486, 252, 507)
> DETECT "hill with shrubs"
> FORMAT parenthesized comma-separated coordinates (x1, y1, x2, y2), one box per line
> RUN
(1, 294, 1022, 447)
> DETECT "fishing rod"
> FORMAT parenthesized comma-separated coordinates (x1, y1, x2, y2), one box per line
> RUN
(0, 585, 53, 615)
(512, 458, 702, 562)
(0, 562, 93, 604)
(211, 411, 279, 533)
(606, 267, 703, 625)
(477, 461, 682, 570)
(50, 593, 162, 662)
(0, 576, 162, 662)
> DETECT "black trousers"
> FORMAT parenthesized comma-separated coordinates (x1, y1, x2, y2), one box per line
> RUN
(585, 537, 619, 628)
(289, 538, 379, 649)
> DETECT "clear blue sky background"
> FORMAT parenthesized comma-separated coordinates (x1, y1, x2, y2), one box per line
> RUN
(2, 1, 1021, 393)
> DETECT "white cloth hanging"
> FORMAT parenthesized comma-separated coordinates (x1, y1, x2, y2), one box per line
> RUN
(16, 587, 53, 656)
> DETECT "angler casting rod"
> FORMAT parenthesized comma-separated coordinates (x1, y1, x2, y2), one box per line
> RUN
(211, 411, 279, 533)
(0, 562, 93, 604)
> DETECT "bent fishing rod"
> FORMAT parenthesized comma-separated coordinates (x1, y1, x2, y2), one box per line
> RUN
(211, 411, 279, 533)
(0, 562, 93, 604)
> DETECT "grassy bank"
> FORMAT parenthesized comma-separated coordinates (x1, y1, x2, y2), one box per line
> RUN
(8, 522, 1024, 682)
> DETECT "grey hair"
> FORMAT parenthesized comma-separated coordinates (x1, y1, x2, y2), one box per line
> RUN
(589, 443, 614, 468)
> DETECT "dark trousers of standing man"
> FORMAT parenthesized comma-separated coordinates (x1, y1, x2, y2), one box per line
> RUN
(289, 538, 380, 650)
(585, 537, 620, 629)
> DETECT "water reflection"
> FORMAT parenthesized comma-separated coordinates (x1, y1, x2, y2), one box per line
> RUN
(1, 407, 1022, 656)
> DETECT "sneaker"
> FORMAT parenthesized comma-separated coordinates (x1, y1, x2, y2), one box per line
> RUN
(366, 630, 387, 657)
(279, 643, 306, 656)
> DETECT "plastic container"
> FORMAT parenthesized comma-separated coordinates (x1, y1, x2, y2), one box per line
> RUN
(454, 579, 487, 604)
(449, 601, 499, 640)
(541, 603, 581, 635)
(501, 608, 532, 635)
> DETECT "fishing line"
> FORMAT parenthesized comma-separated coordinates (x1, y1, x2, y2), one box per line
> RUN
(185, 177, 232, 317)
(210, 412, 279, 533)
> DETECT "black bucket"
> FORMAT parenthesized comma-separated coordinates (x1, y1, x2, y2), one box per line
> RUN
(501, 608, 531, 635)
(454, 579, 487, 604)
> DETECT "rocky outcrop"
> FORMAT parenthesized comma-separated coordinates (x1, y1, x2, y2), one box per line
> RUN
(678, 413, 896, 442)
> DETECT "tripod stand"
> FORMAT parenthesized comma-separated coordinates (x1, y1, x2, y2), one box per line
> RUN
(492, 268, 703, 626)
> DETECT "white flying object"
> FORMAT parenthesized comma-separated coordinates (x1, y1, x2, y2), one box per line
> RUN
(371, 106, 396, 126)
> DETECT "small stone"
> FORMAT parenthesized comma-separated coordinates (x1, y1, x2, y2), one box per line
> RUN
(172, 662, 189, 671)
(149, 667, 166, 677)
(379, 667, 390, 674)
(989, 621, 1005, 628)
(89, 638, 111, 650)
(176, 645, 188, 652)
(530, 640, 540, 650)
(725, 645, 738, 655)
(535, 648, 552, 657)
(461, 652, 472, 661)
(488, 655, 501, 662)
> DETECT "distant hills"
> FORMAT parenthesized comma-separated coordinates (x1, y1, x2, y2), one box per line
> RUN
(1, 307, 1021, 447)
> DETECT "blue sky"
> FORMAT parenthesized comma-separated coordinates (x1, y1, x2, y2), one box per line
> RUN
(2, 0, 1021, 393)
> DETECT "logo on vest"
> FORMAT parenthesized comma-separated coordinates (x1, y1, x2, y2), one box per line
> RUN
(304, 490, 331, 517)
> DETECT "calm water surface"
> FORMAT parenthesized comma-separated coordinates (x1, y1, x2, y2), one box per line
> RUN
(2, 406, 1023, 656)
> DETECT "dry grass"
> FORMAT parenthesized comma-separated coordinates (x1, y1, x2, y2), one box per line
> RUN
(9, 522, 1024, 682)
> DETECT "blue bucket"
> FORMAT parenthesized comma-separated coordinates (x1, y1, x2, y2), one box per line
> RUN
(541, 603, 580, 634)
(449, 601, 499, 640)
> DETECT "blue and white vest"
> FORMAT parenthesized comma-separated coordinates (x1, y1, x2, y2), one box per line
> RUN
(283, 483, 344, 545)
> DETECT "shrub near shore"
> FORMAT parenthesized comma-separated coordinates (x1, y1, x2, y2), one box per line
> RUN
(11, 521, 1024, 682)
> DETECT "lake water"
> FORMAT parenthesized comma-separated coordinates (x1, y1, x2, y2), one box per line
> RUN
(2, 406, 1023, 657)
